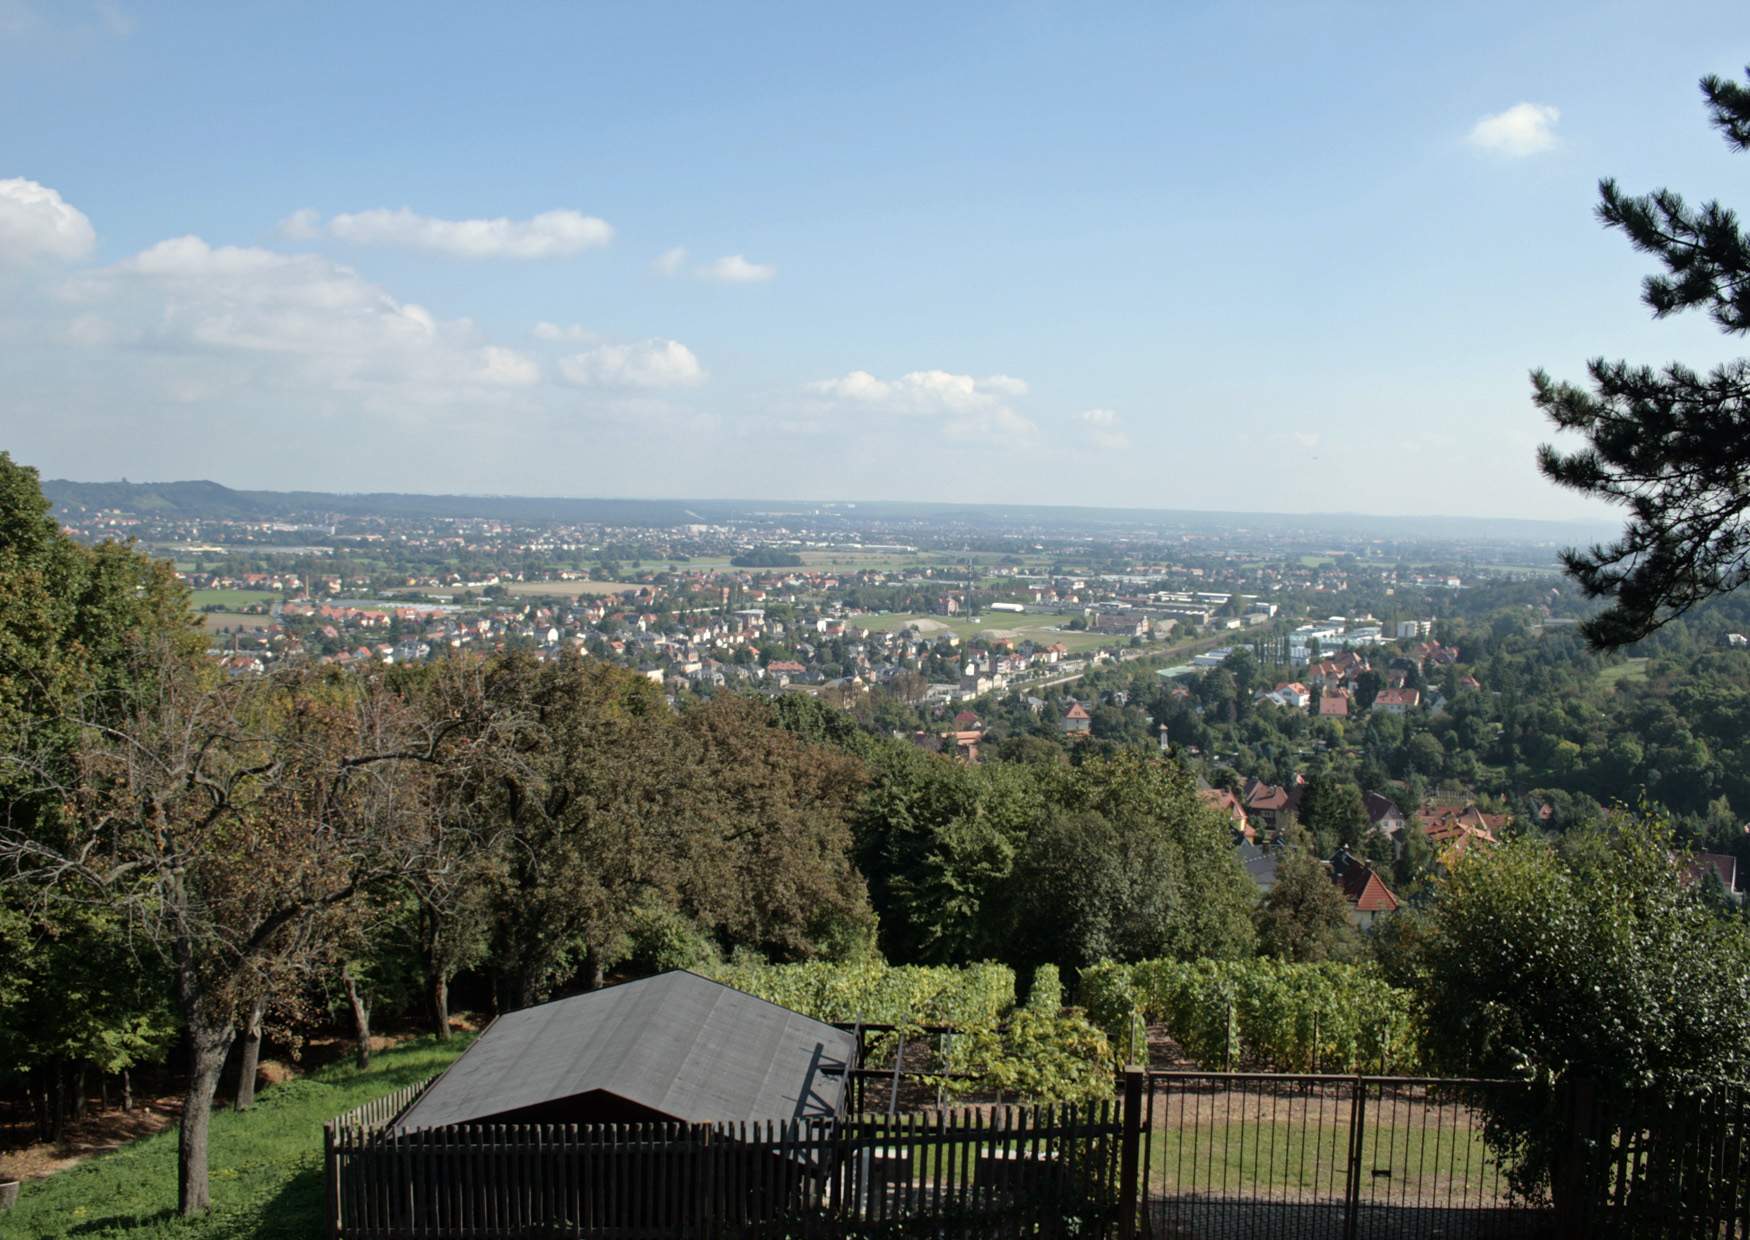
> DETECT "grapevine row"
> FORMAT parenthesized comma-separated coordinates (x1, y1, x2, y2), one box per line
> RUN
(1078, 958, 1420, 1073)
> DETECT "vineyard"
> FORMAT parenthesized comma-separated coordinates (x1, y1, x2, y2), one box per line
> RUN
(1078, 958, 1421, 1073)
(699, 956, 1420, 1086)
(703, 958, 1017, 1030)
(702, 959, 1115, 1102)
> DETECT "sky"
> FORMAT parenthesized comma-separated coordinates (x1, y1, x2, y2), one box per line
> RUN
(1, 2, 1747, 520)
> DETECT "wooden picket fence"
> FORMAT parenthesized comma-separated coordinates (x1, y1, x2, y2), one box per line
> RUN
(324, 1082, 1131, 1238)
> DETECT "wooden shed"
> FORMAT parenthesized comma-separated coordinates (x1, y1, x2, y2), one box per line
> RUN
(389, 970, 856, 1133)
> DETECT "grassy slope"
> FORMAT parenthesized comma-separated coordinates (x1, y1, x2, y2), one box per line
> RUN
(6, 1035, 471, 1240)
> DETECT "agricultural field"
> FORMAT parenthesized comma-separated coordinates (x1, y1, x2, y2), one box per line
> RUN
(670, 550, 1059, 575)
(190, 588, 279, 609)
(504, 579, 642, 598)
(202, 611, 274, 633)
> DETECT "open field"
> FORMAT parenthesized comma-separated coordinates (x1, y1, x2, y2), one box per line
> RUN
(673, 550, 1061, 575)
(1597, 657, 1650, 689)
(855, 610, 1123, 653)
(504, 579, 641, 598)
(190, 588, 278, 609)
(202, 611, 273, 633)
(2, 1034, 472, 1240)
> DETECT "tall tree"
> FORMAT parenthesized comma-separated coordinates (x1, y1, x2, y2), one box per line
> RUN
(477, 653, 692, 1005)
(1255, 843, 1360, 963)
(1535, 68, 1750, 647)
(1, 655, 458, 1215)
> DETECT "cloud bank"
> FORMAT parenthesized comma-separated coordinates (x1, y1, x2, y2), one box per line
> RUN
(809, 369, 1036, 441)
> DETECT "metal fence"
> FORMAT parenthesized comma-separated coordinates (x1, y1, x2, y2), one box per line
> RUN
(1140, 1073, 1548, 1240)
(1567, 1081, 1750, 1240)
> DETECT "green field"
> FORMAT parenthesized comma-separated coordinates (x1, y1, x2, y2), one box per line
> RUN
(201, 612, 273, 633)
(4, 1035, 472, 1239)
(504, 579, 641, 598)
(1597, 657, 1650, 689)
(190, 588, 278, 609)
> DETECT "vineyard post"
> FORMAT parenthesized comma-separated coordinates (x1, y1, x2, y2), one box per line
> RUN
(1117, 1068, 1145, 1240)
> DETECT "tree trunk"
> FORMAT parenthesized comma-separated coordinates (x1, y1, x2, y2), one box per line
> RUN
(122, 1068, 132, 1112)
(234, 997, 265, 1111)
(179, 1021, 235, 1216)
(72, 1063, 88, 1120)
(50, 1063, 68, 1144)
(341, 965, 371, 1070)
(431, 972, 451, 1042)
(584, 946, 605, 992)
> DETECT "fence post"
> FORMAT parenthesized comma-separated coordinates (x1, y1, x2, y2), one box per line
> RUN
(1343, 1076, 1367, 1240)
(324, 1123, 340, 1240)
(1555, 1077, 1596, 1240)
(1118, 1068, 1145, 1240)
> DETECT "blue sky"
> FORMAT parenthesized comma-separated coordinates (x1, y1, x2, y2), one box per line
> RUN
(2, 1, 1746, 519)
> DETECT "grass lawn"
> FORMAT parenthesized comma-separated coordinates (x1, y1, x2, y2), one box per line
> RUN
(1597, 657, 1650, 689)
(1147, 1119, 1506, 1202)
(5, 1034, 471, 1240)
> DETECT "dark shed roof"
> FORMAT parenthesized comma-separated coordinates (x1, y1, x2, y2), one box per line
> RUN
(390, 970, 855, 1133)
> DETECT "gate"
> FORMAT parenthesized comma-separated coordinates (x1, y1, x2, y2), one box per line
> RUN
(1138, 1072, 1548, 1240)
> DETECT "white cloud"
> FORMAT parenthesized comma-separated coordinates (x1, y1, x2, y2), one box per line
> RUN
(653, 246, 687, 276)
(1074, 407, 1129, 451)
(558, 339, 705, 389)
(808, 369, 1037, 442)
(1466, 102, 1560, 157)
(276, 207, 321, 241)
(287, 207, 614, 259)
(533, 321, 595, 342)
(698, 253, 775, 283)
(68, 235, 540, 399)
(0, 177, 96, 263)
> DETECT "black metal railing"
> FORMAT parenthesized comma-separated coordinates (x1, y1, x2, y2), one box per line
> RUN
(1140, 1072, 1547, 1240)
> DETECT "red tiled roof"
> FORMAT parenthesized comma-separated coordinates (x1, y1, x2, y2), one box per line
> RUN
(1335, 863, 1400, 913)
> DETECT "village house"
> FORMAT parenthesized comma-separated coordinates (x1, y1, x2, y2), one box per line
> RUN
(1328, 847, 1399, 929)
(1372, 687, 1420, 715)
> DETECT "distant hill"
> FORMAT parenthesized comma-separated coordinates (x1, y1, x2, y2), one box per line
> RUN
(42, 479, 276, 519)
(41, 478, 1618, 545)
